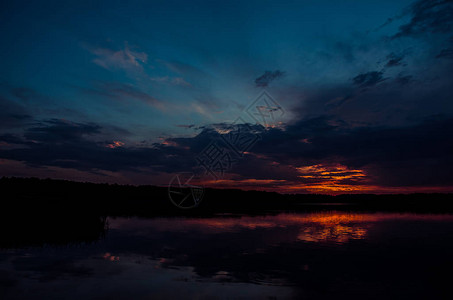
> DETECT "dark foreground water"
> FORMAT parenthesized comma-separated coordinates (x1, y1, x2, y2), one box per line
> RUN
(1, 211, 453, 299)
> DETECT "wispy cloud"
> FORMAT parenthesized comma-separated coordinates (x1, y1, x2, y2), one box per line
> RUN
(90, 43, 148, 73)
(436, 48, 453, 59)
(175, 124, 195, 129)
(82, 81, 163, 109)
(392, 0, 453, 39)
(352, 71, 386, 87)
(150, 76, 191, 87)
(160, 60, 208, 78)
(255, 70, 285, 87)
(385, 53, 405, 67)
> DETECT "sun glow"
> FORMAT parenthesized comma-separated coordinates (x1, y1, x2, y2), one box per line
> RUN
(294, 163, 372, 193)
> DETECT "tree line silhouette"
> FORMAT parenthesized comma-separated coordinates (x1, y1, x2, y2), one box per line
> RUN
(1, 177, 453, 248)
(1, 177, 453, 216)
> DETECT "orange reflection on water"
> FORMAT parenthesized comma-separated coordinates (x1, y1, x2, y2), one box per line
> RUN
(298, 225, 367, 243)
(108, 212, 453, 245)
(295, 212, 369, 243)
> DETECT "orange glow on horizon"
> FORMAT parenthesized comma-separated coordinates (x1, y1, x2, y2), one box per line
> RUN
(292, 163, 371, 193)
(191, 163, 453, 194)
(206, 178, 286, 185)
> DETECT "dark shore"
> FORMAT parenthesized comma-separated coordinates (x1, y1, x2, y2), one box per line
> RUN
(2, 177, 453, 216)
(1, 177, 453, 248)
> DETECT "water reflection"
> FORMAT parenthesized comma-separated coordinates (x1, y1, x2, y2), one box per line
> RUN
(1, 211, 453, 299)
(108, 211, 453, 244)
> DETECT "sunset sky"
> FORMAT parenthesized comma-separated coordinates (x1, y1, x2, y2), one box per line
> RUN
(1, 0, 452, 193)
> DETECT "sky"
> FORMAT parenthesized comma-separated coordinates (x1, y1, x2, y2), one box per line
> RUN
(0, 0, 452, 193)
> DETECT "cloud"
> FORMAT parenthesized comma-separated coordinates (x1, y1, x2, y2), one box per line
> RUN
(252, 115, 453, 188)
(392, 0, 453, 39)
(82, 81, 162, 108)
(105, 141, 125, 149)
(160, 60, 207, 77)
(90, 43, 148, 72)
(255, 70, 285, 87)
(0, 133, 26, 146)
(352, 71, 386, 87)
(175, 124, 195, 129)
(0, 96, 32, 129)
(0, 119, 260, 178)
(436, 48, 453, 58)
(24, 119, 101, 143)
(394, 75, 414, 85)
(385, 53, 405, 67)
(373, 17, 397, 32)
(171, 115, 453, 190)
(150, 76, 191, 87)
(1, 114, 453, 191)
(10, 87, 42, 102)
(0, 118, 196, 174)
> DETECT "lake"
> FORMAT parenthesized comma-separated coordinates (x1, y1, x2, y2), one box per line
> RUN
(1, 211, 453, 299)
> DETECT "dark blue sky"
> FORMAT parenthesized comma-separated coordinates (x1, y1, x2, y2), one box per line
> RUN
(1, 0, 452, 193)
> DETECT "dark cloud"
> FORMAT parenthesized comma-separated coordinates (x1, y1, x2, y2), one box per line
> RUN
(11, 87, 42, 102)
(251, 115, 453, 187)
(169, 122, 264, 154)
(0, 118, 263, 178)
(0, 119, 196, 174)
(160, 115, 453, 188)
(352, 71, 386, 87)
(255, 70, 285, 87)
(392, 0, 453, 39)
(24, 119, 101, 143)
(436, 48, 453, 58)
(0, 96, 32, 129)
(394, 75, 414, 85)
(1, 114, 453, 189)
(373, 17, 397, 32)
(385, 53, 405, 67)
(175, 124, 195, 129)
(81, 81, 161, 107)
(172, 115, 453, 188)
(0, 133, 25, 145)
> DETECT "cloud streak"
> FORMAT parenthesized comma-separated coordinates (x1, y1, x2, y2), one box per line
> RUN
(90, 43, 148, 72)
(81, 81, 163, 108)
(255, 70, 285, 87)
(352, 71, 386, 87)
(2, 114, 452, 192)
(392, 0, 453, 39)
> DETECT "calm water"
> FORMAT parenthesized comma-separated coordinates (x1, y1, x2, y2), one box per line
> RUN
(1, 211, 453, 299)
